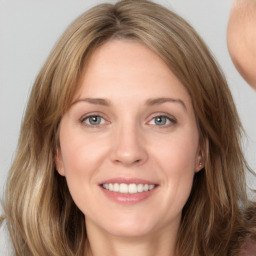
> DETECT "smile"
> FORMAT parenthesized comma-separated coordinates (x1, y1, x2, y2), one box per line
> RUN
(102, 183, 156, 194)
(99, 178, 159, 204)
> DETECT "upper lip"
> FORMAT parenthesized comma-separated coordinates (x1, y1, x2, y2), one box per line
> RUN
(99, 177, 158, 185)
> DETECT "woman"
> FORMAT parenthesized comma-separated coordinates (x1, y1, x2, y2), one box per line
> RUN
(1, 0, 255, 255)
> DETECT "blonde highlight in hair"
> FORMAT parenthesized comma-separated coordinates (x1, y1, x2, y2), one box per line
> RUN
(2, 1, 253, 255)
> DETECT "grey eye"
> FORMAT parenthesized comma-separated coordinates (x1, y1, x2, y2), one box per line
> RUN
(149, 116, 171, 126)
(84, 116, 106, 126)
(154, 116, 168, 126)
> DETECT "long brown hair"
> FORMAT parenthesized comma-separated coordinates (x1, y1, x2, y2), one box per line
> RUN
(2, 1, 253, 255)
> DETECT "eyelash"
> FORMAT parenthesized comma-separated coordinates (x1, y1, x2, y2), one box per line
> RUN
(147, 113, 177, 128)
(80, 113, 177, 128)
(80, 113, 109, 128)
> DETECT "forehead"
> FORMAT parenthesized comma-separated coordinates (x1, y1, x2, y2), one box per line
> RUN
(74, 40, 192, 108)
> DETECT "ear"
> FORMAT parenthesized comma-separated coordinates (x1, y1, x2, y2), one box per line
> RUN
(55, 148, 65, 176)
(195, 139, 207, 173)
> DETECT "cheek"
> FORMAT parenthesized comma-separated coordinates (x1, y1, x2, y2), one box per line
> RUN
(153, 132, 199, 209)
(59, 128, 107, 175)
(153, 129, 199, 173)
(162, 139, 197, 190)
(58, 129, 109, 213)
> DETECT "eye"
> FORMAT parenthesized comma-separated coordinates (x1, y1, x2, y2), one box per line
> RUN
(148, 115, 176, 127)
(82, 115, 107, 126)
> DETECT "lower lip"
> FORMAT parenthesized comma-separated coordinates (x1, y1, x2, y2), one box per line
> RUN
(100, 186, 157, 204)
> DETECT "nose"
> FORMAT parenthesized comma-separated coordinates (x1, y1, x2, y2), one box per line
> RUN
(110, 124, 148, 167)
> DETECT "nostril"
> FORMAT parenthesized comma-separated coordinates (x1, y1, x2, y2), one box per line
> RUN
(114, 158, 142, 165)
(110, 139, 148, 166)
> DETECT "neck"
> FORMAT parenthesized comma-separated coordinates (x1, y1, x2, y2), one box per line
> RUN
(85, 220, 178, 256)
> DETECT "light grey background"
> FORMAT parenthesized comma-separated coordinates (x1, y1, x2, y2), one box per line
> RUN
(0, 0, 256, 251)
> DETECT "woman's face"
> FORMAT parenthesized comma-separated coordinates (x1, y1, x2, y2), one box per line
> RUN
(56, 40, 203, 239)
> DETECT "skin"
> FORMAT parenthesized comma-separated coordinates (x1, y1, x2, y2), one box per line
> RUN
(56, 40, 204, 256)
(227, 0, 256, 89)
(240, 238, 256, 256)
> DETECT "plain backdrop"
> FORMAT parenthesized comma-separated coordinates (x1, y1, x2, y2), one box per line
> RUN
(0, 0, 256, 251)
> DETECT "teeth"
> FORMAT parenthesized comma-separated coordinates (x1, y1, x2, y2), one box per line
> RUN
(120, 183, 129, 193)
(109, 183, 114, 191)
(102, 183, 156, 193)
(102, 184, 109, 190)
(113, 183, 119, 192)
(129, 184, 137, 194)
(149, 184, 155, 190)
(138, 184, 144, 192)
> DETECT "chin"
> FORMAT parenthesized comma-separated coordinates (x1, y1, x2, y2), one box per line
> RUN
(86, 211, 162, 239)
(110, 215, 155, 237)
(106, 224, 156, 239)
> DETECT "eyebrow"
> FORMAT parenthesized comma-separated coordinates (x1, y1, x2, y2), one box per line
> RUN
(72, 97, 187, 110)
(146, 97, 187, 111)
(72, 98, 110, 106)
